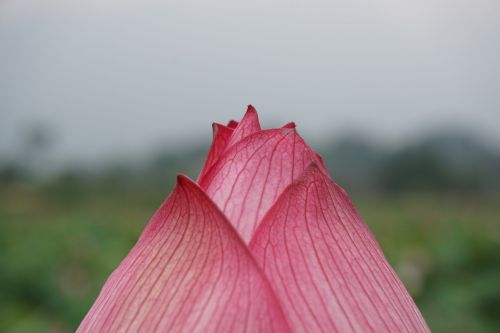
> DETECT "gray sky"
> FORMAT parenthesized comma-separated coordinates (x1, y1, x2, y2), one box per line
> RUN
(1, 0, 499, 165)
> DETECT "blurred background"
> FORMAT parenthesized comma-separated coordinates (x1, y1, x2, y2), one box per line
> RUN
(1, 0, 499, 332)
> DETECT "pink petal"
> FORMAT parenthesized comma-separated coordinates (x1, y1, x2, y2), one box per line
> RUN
(78, 175, 290, 333)
(249, 164, 430, 333)
(227, 119, 239, 128)
(225, 105, 261, 149)
(197, 123, 234, 182)
(197, 107, 260, 182)
(199, 127, 326, 243)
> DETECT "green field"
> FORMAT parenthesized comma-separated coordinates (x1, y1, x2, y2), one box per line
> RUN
(1, 183, 499, 333)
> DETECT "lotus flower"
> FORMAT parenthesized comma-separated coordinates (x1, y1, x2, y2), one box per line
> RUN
(78, 106, 429, 332)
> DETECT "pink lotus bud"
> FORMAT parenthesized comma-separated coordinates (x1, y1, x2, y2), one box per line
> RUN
(78, 106, 429, 333)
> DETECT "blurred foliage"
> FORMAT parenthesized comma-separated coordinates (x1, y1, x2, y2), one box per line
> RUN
(320, 131, 500, 195)
(0, 131, 499, 332)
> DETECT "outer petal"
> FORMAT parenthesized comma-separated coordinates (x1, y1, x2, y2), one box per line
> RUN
(249, 164, 430, 333)
(78, 175, 290, 333)
(197, 123, 234, 181)
(199, 128, 326, 243)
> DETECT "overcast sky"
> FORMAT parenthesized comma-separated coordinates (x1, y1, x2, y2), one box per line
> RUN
(1, 0, 499, 165)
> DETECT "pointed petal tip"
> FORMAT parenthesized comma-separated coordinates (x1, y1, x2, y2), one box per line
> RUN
(280, 125, 297, 135)
(282, 121, 296, 129)
(213, 122, 231, 129)
(176, 173, 195, 187)
(247, 104, 257, 113)
(212, 122, 228, 134)
(227, 119, 238, 128)
(244, 104, 259, 120)
(224, 105, 262, 148)
(211, 122, 219, 136)
(244, 105, 260, 119)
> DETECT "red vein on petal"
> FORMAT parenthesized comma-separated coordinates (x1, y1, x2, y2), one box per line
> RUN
(175, 206, 221, 331)
(282, 195, 329, 333)
(310, 180, 383, 332)
(150, 184, 213, 332)
(112, 194, 190, 331)
(86, 192, 183, 332)
(231, 133, 291, 232)
(303, 180, 361, 332)
(135, 184, 204, 331)
(249, 164, 430, 333)
(326, 187, 402, 329)
(329, 185, 427, 332)
(110, 191, 193, 331)
(78, 175, 291, 333)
